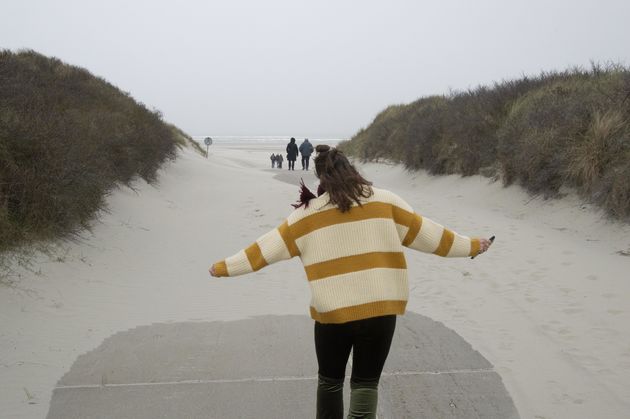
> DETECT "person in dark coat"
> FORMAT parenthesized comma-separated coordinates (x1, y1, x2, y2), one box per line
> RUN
(299, 138, 314, 170)
(270, 153, 277, 168)
(276, 153, 284, 169)
(286, 137, 299, 171)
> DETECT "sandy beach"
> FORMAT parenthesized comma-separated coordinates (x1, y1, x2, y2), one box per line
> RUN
(1, 140, 630, 418)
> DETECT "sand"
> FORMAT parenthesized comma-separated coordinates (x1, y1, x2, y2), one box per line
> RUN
(1, 140, 629, 418)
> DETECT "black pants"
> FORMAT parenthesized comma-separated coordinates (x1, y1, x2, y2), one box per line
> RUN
(302, 155, 310, 170)
(288, 160, 295, 170)
(315, 315, 396, 419)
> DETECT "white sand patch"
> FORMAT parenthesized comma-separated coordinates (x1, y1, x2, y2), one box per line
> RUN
(1, 142, 629, 418)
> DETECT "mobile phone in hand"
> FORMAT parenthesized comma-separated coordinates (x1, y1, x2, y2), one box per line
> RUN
(471, 235, 495, 259)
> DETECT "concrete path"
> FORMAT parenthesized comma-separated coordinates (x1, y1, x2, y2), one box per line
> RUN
(47, 312, 520, 418)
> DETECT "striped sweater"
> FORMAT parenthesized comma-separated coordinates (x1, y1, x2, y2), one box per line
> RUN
(213, 187, 480, 324)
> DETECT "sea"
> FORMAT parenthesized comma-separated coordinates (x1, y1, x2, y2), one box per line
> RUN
(191, 135, 345, 150)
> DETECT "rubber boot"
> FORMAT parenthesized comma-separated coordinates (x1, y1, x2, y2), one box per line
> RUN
(347, 379, 379, 419)
(317, 374, 345, 419)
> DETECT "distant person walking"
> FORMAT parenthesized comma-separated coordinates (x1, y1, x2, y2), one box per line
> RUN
(270, 153, 277, 168)
(299, 138, 314, 170)
(210, 145, 493, 419)
(276, 153, 284, 169)
(286, 137, 298, 171)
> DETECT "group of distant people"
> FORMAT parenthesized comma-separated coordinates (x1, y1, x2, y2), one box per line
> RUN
(270, 153, 284, 168)
(270, 138, 314, 171)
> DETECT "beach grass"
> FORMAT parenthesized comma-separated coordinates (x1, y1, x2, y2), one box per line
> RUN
(339, 63, 630, 219)
(0, 50, 191, 256)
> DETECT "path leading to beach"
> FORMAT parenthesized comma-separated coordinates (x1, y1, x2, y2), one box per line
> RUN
(45, 313, 518, 418)
(1, 141, 629, 418)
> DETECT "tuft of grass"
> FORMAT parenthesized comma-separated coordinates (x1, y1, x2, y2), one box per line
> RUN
(568, 110, 625, 190)
(167, 123, 206, 156)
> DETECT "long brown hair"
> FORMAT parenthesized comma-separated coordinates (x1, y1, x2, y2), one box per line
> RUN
(314, 145, 373, 212)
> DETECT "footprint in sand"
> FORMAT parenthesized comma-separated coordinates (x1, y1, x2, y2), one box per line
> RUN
(245, 209, 265, 219)
(607, 309, 623, 315)
(586, 275, 598, 281)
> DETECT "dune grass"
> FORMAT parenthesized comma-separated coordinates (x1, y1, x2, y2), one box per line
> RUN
(0, 50, 191, 258)
(168, 123, 206, 156)
(339, 64, 630, 219)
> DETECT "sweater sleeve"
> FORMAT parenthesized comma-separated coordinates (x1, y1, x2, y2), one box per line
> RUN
(390, 192, 480, 258)
(402, 213, 480, 257)
(213, 220, 299, 277)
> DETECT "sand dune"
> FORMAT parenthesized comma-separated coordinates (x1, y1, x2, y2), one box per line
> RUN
(1, 142, 629, 418)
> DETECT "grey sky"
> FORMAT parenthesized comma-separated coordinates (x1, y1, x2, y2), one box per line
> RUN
(2, 0, 630, 138)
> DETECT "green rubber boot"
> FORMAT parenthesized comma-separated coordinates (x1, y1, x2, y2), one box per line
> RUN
(316, 374, 344, 419)
(347, 381, 378, 419)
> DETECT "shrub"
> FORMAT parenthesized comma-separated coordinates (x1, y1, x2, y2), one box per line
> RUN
(0, 49, 184, 253)
(341, 64, 630, 219)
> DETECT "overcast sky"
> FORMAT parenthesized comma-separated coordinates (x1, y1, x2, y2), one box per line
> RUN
(2, 0, 630, 138)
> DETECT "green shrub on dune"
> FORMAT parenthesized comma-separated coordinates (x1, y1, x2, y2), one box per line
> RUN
(0, 50, 188, 254)
(340, 65, 630, 219)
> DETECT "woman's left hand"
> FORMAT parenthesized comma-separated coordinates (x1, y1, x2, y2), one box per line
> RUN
(209, 264, 217, 277)
(478, 238, 493, 254)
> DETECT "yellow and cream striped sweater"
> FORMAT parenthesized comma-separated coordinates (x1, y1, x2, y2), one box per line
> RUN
(213, 187, 480, 324)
